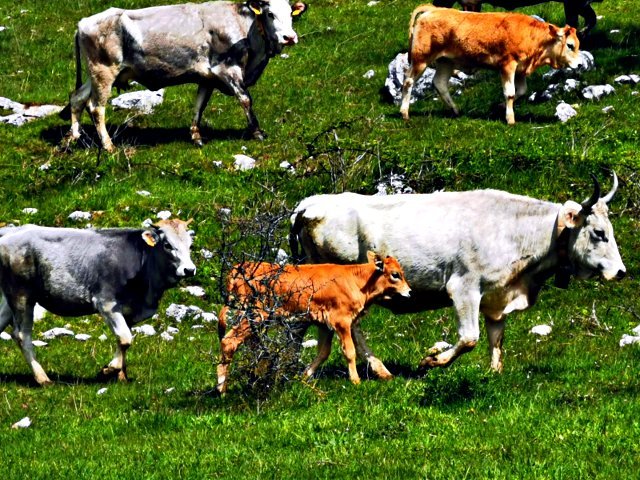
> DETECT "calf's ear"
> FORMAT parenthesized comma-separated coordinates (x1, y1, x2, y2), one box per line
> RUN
(367, 251, 385, 272)
(142, 230, 160, 247)
(549, 24, 563, 38)
(560, 201, 585, 229)
(291, 2, 307, 16)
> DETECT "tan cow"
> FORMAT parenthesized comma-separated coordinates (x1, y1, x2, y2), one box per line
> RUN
(399, 5, 581, 124)
(216, 252, 411, 393)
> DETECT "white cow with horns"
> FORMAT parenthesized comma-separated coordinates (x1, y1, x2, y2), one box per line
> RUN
(289, 174, 626, 378)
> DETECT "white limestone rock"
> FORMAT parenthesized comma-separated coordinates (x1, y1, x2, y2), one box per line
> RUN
(42, 327, 75, 340)
(582, 84, 615, 100)
(233, 154, 256, 171)
(131, 324, 156, 336)
(530, 324, 552, 336)
(111, 89, 164, 114)
(555, 102, 578, 123)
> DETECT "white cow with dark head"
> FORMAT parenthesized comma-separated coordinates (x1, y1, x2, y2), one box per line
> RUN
(61, 0, 307, 152)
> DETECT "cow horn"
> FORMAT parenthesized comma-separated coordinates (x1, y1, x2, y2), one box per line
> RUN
(581, 174, 600, 211)
(601, 171, 618, 204)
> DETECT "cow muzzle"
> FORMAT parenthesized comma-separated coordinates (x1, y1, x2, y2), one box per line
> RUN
(281, 33, 298, 45)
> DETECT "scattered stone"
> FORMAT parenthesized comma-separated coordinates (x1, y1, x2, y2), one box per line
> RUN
(142, 218, 154, 228)
(0, 332, 11, 340)
(0, 26, 5, 32)
(160, 331, 174, 341)
(280, 53, 289, 59)
(181, 286, 206, 297)
(602, 105, 614, 113)
(279, 160, 295, 173)
(33, 303, 47, 322)
(0, 96, 63, 127)
(582, 84, 615, 100)
(219, 208, 231, 218)
(363, 69, 375, 79)
(166, 326, 179, 335)
(233, 154, 256, 171)
(212, 160, 223, 168)
(132, 324, 156, 336)
(367, 1, 379, 6)
(384, 52, 468, 105)
(609, 29, 620, 34)
(614, 74, 640, 85)
(620, 334, 640, 347)
(632, 324, 640, 336)
(563, 79, 581, 92)
(195, 312, 217, 323)
(555, 102, 578, 122)
(42, 327, 75, 340)
(530, 324, 552, 336)
(543, 50, 595, 81)
(98, 334, 108, 341)
(200, 248, 214, 260)
(302, 339, 318, 348)
(274, 248, 289, 265)
(376, 173, 414, 195)
(68, 211, 92, 222)
(136, 190, 151, 197)
(165, 387, 175, 394)
(22, 207, 38, 215)
(32, 340, 48, 347)
(191, 325, 205, 330)
(11, 417, 31, 429)
(165, 303, 203, 322)
(75, 334, 91, 341)
(111, 89, 164, 114)
(97, 387, 108, 395)
(156, 210, 172, 220)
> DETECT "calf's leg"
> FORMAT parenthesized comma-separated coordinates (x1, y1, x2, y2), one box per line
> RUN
(217, 316, 254, 394)
(352, 324, 393, 380)
(334, 322, 360, 384)
(500, 62, 518, 125)
(304, 325, 334, 378)
(12, 298, 52, 386)
(399, 56, 429, 121)
(433, 59, 459, 116)
(98, 302, 133, 382)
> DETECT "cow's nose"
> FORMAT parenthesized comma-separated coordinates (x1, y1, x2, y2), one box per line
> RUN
(283, 34, 297, 45)
(616, 269, 626, 280)
(183, 267, 196, 277)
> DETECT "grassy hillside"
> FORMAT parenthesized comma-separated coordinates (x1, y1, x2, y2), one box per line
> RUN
(0, 0, 639, 478)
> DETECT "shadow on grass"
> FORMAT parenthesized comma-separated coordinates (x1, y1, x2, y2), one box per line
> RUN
(40, 123, 248, 150)
(0, 371, 128, 387)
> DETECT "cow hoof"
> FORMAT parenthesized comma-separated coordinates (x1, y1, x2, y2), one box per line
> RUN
(418, 355, 438, 371)
(247, 129, 265, 141)
(193, 138, 204, 148)
(98, 366, 121, 381)
(37, 378, 54, 387)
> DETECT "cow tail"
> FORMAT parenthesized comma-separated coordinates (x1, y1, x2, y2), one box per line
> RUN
(59, 31, 82, 121)
(288, 209, 305, 263)
(407, 5, 430, 59)
(74, 31, 82, 90)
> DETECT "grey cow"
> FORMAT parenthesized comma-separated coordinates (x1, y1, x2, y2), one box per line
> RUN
(290, 174, 625, 379)
(433, 0, 601, 38)
(0, 219, 196, 386)
(61, 0, 307, 152)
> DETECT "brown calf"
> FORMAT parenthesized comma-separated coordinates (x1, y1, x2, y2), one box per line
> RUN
(216, 252, 411, 393)
(400, 5, 581, 124)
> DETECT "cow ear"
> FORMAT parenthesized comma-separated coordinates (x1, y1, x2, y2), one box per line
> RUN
(248, 1, 263, 15)
(367, 251, 384, 272)
(549, 24, 563, 38)
(291, 2, 307, 17)
(141, 230, 160, 247)
(560, 201, 585, 229)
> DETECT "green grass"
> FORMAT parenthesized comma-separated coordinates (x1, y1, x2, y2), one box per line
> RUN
(1, 0, 640, 478)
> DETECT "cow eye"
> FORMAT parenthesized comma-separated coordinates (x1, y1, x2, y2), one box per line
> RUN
(591, 229, 608, 242)
(268, 11, 275, 19)
(567, 43, 575, 52)
(391, 272, 401, 280)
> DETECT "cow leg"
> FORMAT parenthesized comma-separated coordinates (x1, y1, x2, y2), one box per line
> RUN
(191, 84, 214, 147)
(217, 315, 253, 394)
(64, 80, 92, 148)
(485, 316, 505, 373)
(97, 302, 133, 382)
(577, 4, 597, 38)
(433, 59, 459, 116)
(12, 298, 52, 386)
(0, 296, 13, 332)
(334, 322, 360, 384)
(352, 324, 393, 380)
(500, 62, 518, 125)
(87, 64, 117, 153)
(399, 57, 429, 121)
(304, 325, 334, 379)
(213, 65, 264, 140)
(563, 2, 580, 30)
(420, 279, 481, 369)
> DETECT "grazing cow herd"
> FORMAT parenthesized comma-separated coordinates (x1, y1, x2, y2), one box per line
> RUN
(0, 1, 629, 393)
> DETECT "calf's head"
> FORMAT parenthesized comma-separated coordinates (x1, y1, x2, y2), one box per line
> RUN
(560, 173, 626, 281)
(142, 219, 197, 281)
(368, 251, 412, 300)
(248, 0, 306, 51)
(547, 24, 581, 70)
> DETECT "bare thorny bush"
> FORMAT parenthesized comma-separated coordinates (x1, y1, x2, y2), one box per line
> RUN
(215, 203, 313, 398)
